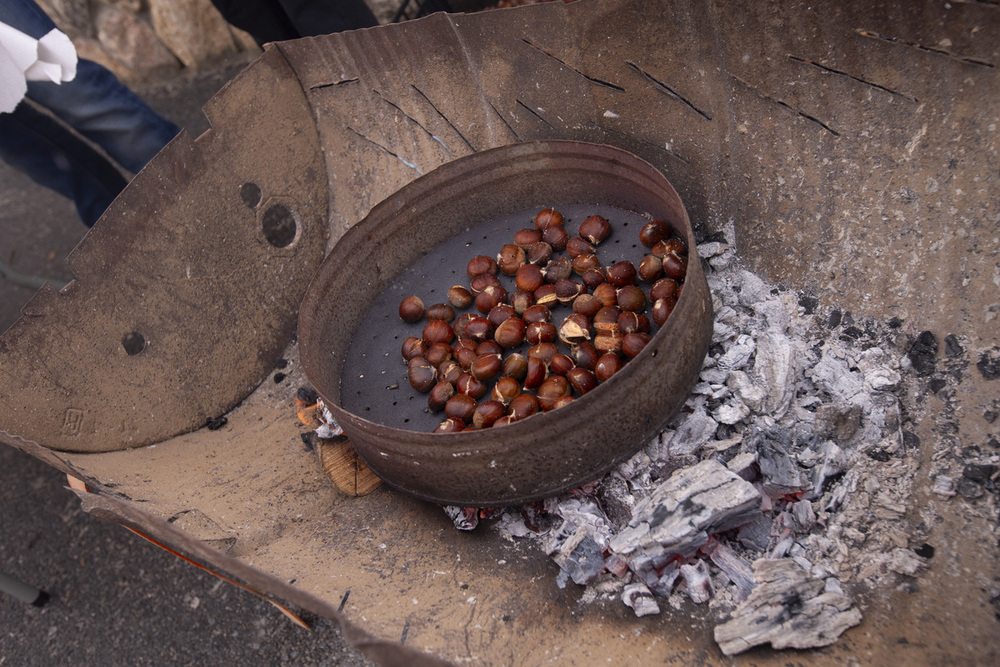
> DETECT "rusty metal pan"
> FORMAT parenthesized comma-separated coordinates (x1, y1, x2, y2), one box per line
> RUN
(298, 140, 713, 507)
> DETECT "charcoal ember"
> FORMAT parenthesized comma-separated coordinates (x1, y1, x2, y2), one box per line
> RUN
(963, 463, 998, 485)
(654, 407, 719, 457)
(679, 560, 713, 604)
(495, 511, 533, 541)
(546, 523, 606, 587)
(790, 499, 817, 533)
(713, 559, 862, 656)
(736, 512, 770, 552)
(906, 330, 938, 376)
(709, 542, 755, 600)
(717, 334, 755, 370)
(808, 352, 867, 409)
(976, 347, 1000, 380)
(713, 400, 750, 425)
(443, 506, 479, 531)
(752, 296, 793, 334)
(736, 269, 768, 306)
(610, 460, 761, 565)
(753, 332, 796, 417)
(857, 347, 901, 391)
(597, 476, 635, 526)
(806, 441, 848, 499)
(932, 474, 957, 497)
(886, 548, 927, 577)
(814, 403, 862, 443)
(747, 428, 812, 498)
(553, 496, 613, 547)
(622, 582, 661, 617)
(726, 371, 767, 413)
(603, 553, 630, 578)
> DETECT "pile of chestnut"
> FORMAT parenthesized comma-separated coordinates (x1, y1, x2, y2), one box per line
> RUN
(397, 208, 688, 432)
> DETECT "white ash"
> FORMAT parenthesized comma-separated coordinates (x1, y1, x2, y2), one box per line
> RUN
(479, 222, 931, 654)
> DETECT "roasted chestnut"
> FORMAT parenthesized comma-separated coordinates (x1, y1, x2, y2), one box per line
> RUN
(398, 295, 425, 323)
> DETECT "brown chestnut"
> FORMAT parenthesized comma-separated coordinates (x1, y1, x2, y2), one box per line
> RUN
(606, 260, 638, 287)
(487, 303, 516, 328)
(473, 400, 507, 429)
(513, 228, 543, 247)
(594, 353, 624, 382)
(571, 253, 601, 276)
(534, 208, 564, 230)
(525, 241, 553, 265)
(401, 336, 427, 361)
(399, 295, 425, 323)
(592, 282, 618, 307)
(462, 315, 493, 343)
(622, 332, 652, 359)
(425, 302, 455, 322)
(537, 375, 571, 411)
(425, 341, 453, 366)
(542, 224, 569, 251)
(447, 285, 473, 309)
(566, 237, 595, 258)
(497, 243, 527, 275)
(618, 311, 651, 335)
(651, 296, 677, 327)
(467, 255, 498, 279)
(491, 376, 521, 406)
(533, 284, 558, 308)
(522, 304, 551, 324)
(578, 215, 611, 245)
(422, 319, 454, 345)
(476, 340, 503, 357)
(572, 293, 602, 318)
(471, 353, 503, 381)
(515, 264, 545, 292)
(524, 356, 547, 390)
(650, 277, 680, 303)
(566, 367, 599, 395)
(407, 357, 437, 392)
(453, 343, 478, 371)
(501, 352, 528, 381)
(438, 359, 463, 385)
(616, 285, 647, 313)
(558, 313, 592, 346)
(508, 393, 540, 420)
(469, 272, 502, 295)
(433, 417, 465, 433)
(495, 317, 527, 348)
(555, 278, 585, 303)
(581, 267, 607, 289)
(594, 331, 624, 355)
(526, 321, 557, 345)
(637, 255, 663, 282)
(572, 340, 600, 371)
(456, 372, 488, 399)
(527, 342, 559, 362)
(475, 284, 508, 314)
(445, 393, 478, 423)
(639, 219, 670, 248)
(452, 312, 477, 339)
(428, 381, 456, 412)
(510, 290, 534, 315)
(549, 353, 576, 377)
(542, 256, 573, 283)
(593, 306, 622, 334)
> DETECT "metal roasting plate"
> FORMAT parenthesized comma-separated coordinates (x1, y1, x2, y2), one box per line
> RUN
(298, 140, 713, 506)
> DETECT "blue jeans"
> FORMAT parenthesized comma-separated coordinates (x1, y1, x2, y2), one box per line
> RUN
(0, 0, 179, 225)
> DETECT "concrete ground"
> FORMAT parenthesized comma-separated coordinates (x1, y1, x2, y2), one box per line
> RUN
(0, 53, 373, 667)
